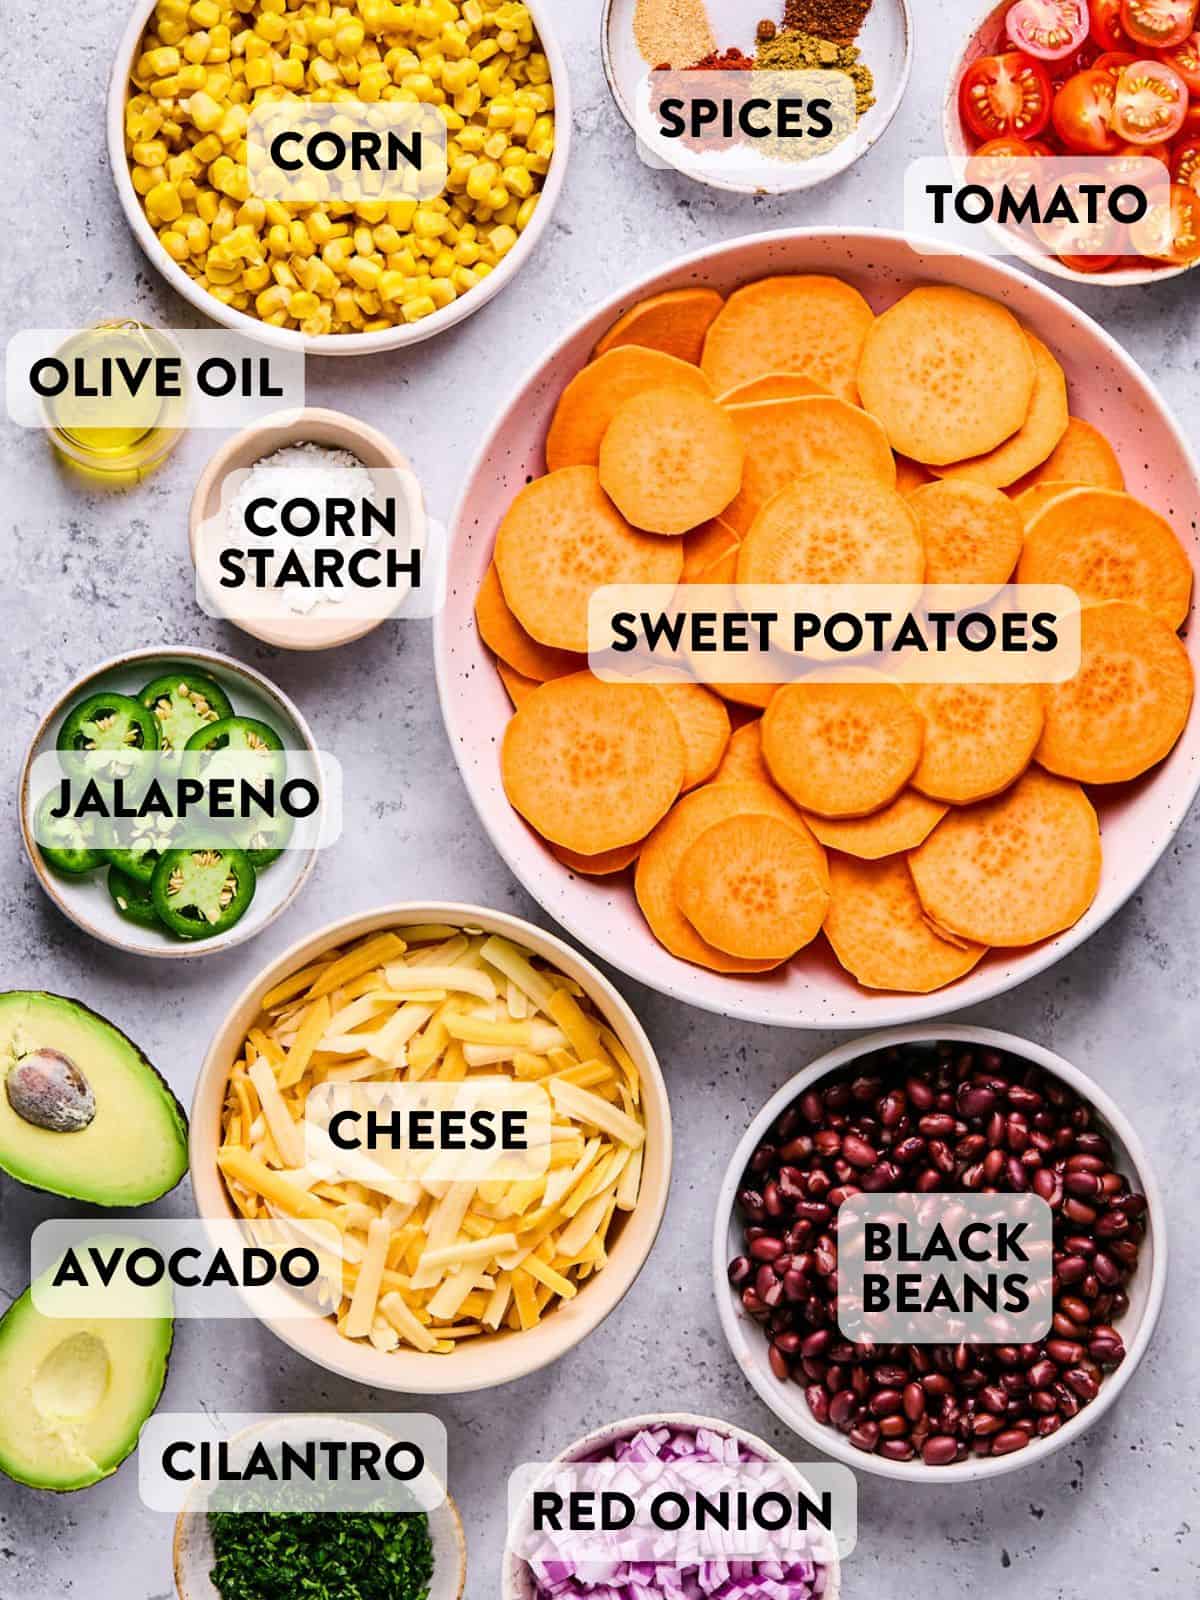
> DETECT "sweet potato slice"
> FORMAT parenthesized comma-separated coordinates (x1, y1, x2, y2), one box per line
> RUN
(895, 456, 933, 496)
(476, 562, 584, 681)
(718, 372, 828, 405)
(501, 674, 685, 855)
(737, 470, 925, 588)
(716, 719, 772, 784)
(598, 386, 744, 536)
(805, 790, 948, 859)
(593, 287, 724, 366)
(824, 855, 986, 992)
(1037, 601, 1194, 785)
(763, 678, 925, 818)
(495, 466, 684, 652)
(1013, 481, 1087, 527)
(857, 286, 1036, 465)
(932, 333, 1069, 489)
(552, 839, 644, 875)
(722, 397, 897, 535)
(545, 347, 712, 471)
(908, 480, 1025, 589)
(1017, 487, 1193, 630)
(710, 682, 778, 711)
(701, 275, 875, 404)
(682, 516, 741, 580)
(496, 660, 538, 707)
(909, 769, 1101, 947)
(658, 682, 731, 790)
(1012, 417, 1125, 494)
(910, 683, 1045, 805)
(634, 779, 805, 971)
(676, 812, 830, 960)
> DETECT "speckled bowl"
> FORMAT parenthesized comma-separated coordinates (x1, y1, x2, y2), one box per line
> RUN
(501, 1412, 842, 1598)
(434, 228, 1200, 1030)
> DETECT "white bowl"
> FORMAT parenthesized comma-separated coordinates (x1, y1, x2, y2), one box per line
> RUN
(19, 647, 320, 958)
(712, 1024, 1167, 1483)
(942, 0, 1195, 288)
(107, 0, 572, 354)
(501, 1412, 842, 1598)
(190, 902, 673, 1394)
(434, 227, 1200, 1030)
(600, 0, 913, 195)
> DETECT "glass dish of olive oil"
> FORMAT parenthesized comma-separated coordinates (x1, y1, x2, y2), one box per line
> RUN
(44, 320, 187, 479)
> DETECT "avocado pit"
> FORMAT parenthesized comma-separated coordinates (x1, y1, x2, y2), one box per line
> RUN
(6, 1049, 96, 1133)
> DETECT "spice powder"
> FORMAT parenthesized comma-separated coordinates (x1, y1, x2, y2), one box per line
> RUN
(782, 0, 874, 41)
(634, 0, 717, 68)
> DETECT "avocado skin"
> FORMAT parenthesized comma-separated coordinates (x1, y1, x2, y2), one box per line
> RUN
(0, 1247, 175, 1493)
(0, 991, 189, 1205)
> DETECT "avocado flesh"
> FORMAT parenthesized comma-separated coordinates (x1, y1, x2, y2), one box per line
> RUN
(0, 1240, 173, 1491)
(0, 991, 188, 1206)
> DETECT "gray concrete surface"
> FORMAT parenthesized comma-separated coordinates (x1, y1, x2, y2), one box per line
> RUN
(1, 1, 1197, 1596)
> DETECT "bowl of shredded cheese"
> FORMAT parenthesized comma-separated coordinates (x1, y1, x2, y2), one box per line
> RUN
(190, 903, 672, 1392)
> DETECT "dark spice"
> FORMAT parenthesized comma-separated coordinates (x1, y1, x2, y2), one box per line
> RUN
(685, 47, 757, 69)
(783, 0, 874, 42)
(757, 19, 778, 42)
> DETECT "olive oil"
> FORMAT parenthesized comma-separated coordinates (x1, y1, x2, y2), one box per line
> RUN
(44, 321, 185, 479)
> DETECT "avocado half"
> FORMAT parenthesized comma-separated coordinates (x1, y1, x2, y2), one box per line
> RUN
(0, 992, 188, 1206)
(0, 1236, 174, 1491)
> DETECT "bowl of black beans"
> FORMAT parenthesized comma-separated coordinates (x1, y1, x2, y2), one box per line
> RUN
(714, 1026, 1166, 1481)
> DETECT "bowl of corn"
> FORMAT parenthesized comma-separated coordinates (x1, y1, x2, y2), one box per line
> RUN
(189, 903, 673, 1392)
(108, 0, 570, 353)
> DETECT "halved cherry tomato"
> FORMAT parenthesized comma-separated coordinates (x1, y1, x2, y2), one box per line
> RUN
(1156, 30, 1200, 91)
(1007, 0, 1090, 58)
(1052, 68, 1123, 150)
(1112, 59, 1189, 142)
(1036, 169, 1127, 258)
(1129, 178, 1200, 257)
(1094, 49, 1139, 73)
(960, 51, 1054, 139)
(1183, 98, 1200, 131)
(1172, 133, 1200, 189)
(1121, 1, 1197, 50)
(1058, 250, 1123, 268)
(1028, 137, 1059, 152)
(1113, 137, 1175, 157)
(1090, 0, 1134, 47)
(967, 135, 1041, 186)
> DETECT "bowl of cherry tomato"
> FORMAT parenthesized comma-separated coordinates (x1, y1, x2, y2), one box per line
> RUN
(945, 0, 1200, 283)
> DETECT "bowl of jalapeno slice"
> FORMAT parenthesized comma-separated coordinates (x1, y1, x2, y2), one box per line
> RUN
(19, 648, 323, 958)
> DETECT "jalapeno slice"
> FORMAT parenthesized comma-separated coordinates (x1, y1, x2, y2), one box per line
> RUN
(138, 670, 234, 750)
(101, 846, 165, 886)
(34, 791, 104, 877)
(57, 692, 160, 771)
(184, 716, 287, 786)
(106, 865, 163, 929)
(151, 847, 256, 939)
(231, 809, 294, 869)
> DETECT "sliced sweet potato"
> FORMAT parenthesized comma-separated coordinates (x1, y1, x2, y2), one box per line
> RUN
(715, 719, 772, 784)
(476, 562, 584, 680)
(545, 347, 711, 472)
(1012, 417, 1125, 494)
(682, 516, 741, 580)
(701, 275, 875, 404)
(908, 480, 1025, 588)
(909, 769, 1101, 947)
(593, 287, 724, 365)
(722, 397, 897, 535)
(824, 854, 986, 993)
(737, 469, 925, 588)
(1013, 480, 1087, 527)
(763, 678, 925, 818)
(856, 286, 1036, 465)
(676, 812, 830, 960)
(1017, 487, 1193, 630)
(718, 372, 828, 405)
(1037, 601, 1194, 784)
(598, 386, 744, 535)
(805, 790, 948, 859)
(658, 682, 732, 790)
(932, 333, 1069, 489)
(495, 466, 684, 652)
(895, 455, 933, 496)
(552, 839, 644, 875)
(910, 683, 1045, 805)
(501, 674, 685, 855)
(496, 660, 538, 707)
(710, 682, 778, 711)
(634, 779, 805, 972)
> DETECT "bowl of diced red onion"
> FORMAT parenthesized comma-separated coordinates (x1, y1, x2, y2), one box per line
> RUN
(502, 1414, 842, 1599)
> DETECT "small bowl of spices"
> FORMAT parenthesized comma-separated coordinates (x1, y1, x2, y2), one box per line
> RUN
(602, 0, 913, 192)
